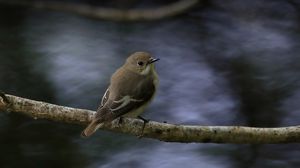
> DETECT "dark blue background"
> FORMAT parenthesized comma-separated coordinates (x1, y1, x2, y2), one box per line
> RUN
(0, 0, 300, 167)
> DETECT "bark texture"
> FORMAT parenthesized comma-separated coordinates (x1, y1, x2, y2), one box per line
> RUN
(1, 93, 300, 144)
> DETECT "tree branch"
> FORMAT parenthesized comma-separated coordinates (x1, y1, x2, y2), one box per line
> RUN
(0, 0, 199, 21)
(0, 93, 300, 143)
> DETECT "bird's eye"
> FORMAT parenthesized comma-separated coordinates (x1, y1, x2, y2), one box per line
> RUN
(137, 61, 144, 66)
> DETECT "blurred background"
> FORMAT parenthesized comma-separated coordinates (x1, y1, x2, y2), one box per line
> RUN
(0, 0, 300, 167)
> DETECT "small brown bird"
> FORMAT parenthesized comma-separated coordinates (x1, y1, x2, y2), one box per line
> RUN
(81, 51, 159, 137)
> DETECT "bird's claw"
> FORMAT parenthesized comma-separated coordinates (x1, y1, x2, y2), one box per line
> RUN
(137, 116, 149, 139)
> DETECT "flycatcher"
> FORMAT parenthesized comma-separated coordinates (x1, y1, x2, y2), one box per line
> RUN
(82, 51, 159, 137)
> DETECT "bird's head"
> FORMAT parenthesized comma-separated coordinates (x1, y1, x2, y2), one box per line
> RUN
(125, 52, 159, 75)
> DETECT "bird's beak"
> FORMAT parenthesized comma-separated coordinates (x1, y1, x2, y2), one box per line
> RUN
(148, 58, 160, 64)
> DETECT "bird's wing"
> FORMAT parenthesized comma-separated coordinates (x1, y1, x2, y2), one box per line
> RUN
(108, 95, 145, 116)
(100, 88, 110, 107)
(94, 88, 110, 114)
(109, 81, 156, 117)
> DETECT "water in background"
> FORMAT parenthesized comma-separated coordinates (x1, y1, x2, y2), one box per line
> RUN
(0, 0, 300, 167)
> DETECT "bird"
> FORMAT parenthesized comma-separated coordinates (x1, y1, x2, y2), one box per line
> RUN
(81, 51, 159, 137)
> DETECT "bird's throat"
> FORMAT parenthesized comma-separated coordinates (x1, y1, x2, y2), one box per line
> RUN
(140, 65, 151, 75)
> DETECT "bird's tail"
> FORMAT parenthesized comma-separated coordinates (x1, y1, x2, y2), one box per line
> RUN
(81, 120, 104, 137)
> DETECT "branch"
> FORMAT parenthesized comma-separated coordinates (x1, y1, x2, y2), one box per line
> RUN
(0, 93, 300, 144)
(0, 0, 199, 21)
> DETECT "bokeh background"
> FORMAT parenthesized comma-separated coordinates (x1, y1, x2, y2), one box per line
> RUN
(1, 0, 300, 167)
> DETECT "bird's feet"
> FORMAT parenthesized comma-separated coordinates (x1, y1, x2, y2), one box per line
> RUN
(137, 115, 149, 138)
(138, 115, 149, 123)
